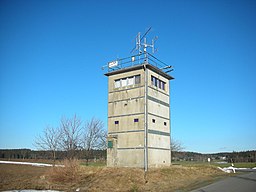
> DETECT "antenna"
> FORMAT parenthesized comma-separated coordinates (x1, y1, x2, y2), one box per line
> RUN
(130, 27, 157, 55)
(152, 36, 158, 53)
(102, 27, 173, 73)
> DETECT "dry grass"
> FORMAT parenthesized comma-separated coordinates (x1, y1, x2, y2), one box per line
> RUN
(0, 161, 229, 192)
(144, 165, 227, 191)
(47, 159, 81, 183)
(0, 164, 50, 190)
(83, 167, 146, 192)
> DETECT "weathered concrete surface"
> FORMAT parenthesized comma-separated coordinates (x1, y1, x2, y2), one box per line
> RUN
(106, 64, 172, 168)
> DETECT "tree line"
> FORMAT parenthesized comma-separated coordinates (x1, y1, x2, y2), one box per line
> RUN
(0, 149, 106, 160)
(172, 150, 256, 163)
(1, 149, 255, 164)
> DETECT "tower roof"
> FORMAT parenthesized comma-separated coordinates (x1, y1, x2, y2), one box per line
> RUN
(104, 63, 174, 80)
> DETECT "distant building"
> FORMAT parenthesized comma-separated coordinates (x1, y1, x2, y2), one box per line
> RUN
(105, 53, 174, 170)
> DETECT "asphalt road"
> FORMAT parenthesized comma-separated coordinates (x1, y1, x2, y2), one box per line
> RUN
(191, 172, 256, 192)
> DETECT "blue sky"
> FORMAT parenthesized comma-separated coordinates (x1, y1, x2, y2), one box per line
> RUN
(0, 0, 255, 153)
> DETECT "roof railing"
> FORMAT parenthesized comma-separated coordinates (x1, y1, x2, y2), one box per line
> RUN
(105, 52, 170, 73)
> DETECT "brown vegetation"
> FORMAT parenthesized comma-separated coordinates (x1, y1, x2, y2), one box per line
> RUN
(48, 159, 81, 183)
(0, 159, 229, 192)
(0, 164, 50, 190)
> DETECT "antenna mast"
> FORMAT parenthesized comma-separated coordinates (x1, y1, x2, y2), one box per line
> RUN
(103, 27, 173, 73)
(130, 27, 158, 57)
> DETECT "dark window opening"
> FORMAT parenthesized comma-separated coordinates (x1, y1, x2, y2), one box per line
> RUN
(164, 122, 167, 126)
(152, 119, 156, 123)
(151, 75, 166, 91)
(154, 78, 158, 87)
(134, 118, 139, 122)
(162, 82, 166, 90)
(115, 121, 119, 125)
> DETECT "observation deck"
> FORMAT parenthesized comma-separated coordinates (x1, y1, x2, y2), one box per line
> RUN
(105, 52, 174, 77)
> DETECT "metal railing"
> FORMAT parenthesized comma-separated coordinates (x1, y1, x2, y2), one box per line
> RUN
(105, 52, 171, 72)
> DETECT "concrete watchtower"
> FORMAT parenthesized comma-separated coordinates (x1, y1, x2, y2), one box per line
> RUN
(104, 30, 174, 170)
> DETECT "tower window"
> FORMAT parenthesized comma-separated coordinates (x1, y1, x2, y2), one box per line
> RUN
(135, 75, 141, 84)
(162, 82, 165, 90)
(114, 75, 141, 89)
(134, 118, 139, 122)
(127, 76, 134, 86)
(151, 75, 166, 91)
(121, 78, 127, 87)
(164, 122, 167, 126)
(115, 121, 119, 125)
(152, 119, 156, 123)
(114, 79, 121, 88)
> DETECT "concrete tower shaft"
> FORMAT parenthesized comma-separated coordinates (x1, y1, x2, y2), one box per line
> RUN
(105, 62, 174, 169)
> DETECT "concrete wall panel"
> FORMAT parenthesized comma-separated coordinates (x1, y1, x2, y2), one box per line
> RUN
(117, 149, 144, 167)
(108, 114, 144, 132)
(109, 87, 144, 102)
(148, 87, 169, 104)
(148, 100, 169, 119)
(117, 132, 144, 148)
(148, 148, 171, 167)
(148, 134, 170, 149)
(148, 114, 170, 133)
(108, 98, 144, 117)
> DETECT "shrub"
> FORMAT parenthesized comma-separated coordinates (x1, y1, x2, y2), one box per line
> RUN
(48, 158, 81, 184)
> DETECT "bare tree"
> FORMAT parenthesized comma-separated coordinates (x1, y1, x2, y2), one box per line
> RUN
(60, 114, 83, 159)
(171, 138, 184, 152)
(82, 118, 106, 163)
(98, 129, 107, 150)
(34, 126, 61, 163)
(35, 115, 106, 161)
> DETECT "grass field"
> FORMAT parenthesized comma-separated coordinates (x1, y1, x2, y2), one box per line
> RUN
(0, 159, 234, 192)
(0, 164, 50, 190)
(172, 161, 256, 168)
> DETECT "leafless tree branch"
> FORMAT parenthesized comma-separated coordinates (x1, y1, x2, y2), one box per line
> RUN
(60, 114, 83, 159)
(171, 138, 184, 152)
(82, 118, 106, 163)
(34, 126, 61, 163)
